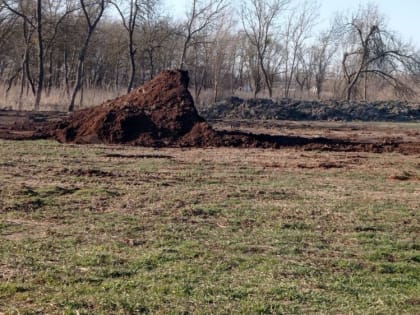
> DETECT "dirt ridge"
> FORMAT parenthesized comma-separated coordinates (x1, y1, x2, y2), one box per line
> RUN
(200, 96, 420, 122)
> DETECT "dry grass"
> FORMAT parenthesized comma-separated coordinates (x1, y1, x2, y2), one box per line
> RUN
(0, 135, 419, 314)
(0, 85, 124, 111)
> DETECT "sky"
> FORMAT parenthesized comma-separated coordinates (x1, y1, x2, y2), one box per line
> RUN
(162, 0, 420, 47)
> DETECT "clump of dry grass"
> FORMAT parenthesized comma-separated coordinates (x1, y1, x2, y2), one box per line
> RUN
(0, 85, 124, 111)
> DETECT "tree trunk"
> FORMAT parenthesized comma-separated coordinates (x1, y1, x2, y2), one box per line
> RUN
(69, 33, 92, 111)
(259, 53, 272, 98)
(148, 49, 155, 79)
(18, 46, 30, 109)
(127, 41, 136, 92)
(34, 0, 44, 111)
(46, 49, 53, 96)
(344, 59, 364, 101)
(364, 73, 368, 101)
(179, 39, 189, 70)
(114, 60, 120, 90)
(346, 70, 362, 101)
(19, 61, 25, 109)
(285, 52, 298, 99)
(316, 81, 321, 100)
(68, 0, 105, 112)
(64, 50, 70, 96)
(213, 77, 219, 103)
(346, 85, 352, 101)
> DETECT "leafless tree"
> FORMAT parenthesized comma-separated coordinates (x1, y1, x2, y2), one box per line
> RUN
(111, 0, 158, 92)
(233, 33, 249, 92)
(0, 1, 16, 44)
(34, 0, 44, 109)
(294, 46, 314, 97)
(3, 0, 45, 110)
(241, 0, 288, 98)
(339, 3, 420, 100)
(245, 38, 263, 97)
(179, 0, 228, 70)
(69, 0, 106, 111)
(189, 37, 210, 103)
(310, 26, 340, 99)
(282, 0, 319, 98)
(0, 6, 19, 91)
(138, 7, 174, 80)
(207, 10, 236, 102)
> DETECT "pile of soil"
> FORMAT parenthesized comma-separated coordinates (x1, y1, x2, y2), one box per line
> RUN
(200, 97, 420, 122)
(52, 70, 219, 146)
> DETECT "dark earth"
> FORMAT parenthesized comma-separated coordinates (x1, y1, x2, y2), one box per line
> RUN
(0, 70, 419, 154)
(200, 96, 420, 122)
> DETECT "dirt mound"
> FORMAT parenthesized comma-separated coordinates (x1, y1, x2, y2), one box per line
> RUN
(52, 70, 218, 146)
(200, 97, 420, 122)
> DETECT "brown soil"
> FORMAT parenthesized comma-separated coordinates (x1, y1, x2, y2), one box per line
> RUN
(0, 70, 419, 154)
(51, 70, 216, 146)
(0, 110, 67, 140)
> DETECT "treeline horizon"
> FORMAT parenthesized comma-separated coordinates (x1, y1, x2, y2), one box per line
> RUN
(1, 0, 420, 111)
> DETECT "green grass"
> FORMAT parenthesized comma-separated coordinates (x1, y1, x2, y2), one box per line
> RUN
(0, 140, 419, 314)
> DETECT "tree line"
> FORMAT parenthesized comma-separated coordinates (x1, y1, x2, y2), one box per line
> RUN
(1, 0, 419, 111)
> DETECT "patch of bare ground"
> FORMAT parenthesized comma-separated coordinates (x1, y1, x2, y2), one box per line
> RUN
(0, 109, 68, 140)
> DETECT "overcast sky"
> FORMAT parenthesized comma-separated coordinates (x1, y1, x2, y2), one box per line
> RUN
(163, 0, 420, 47)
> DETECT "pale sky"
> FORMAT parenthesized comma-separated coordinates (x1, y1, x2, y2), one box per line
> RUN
(163, 0, 420, 47)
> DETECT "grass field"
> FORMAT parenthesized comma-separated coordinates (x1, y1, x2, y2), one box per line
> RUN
(0, 139, 419, 314)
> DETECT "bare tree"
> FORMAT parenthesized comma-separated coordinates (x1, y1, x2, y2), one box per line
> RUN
(282, 0, 318, 98)
(69, 0, 106, 112)
(111, 0, 157, 92)
(179, 0, 227, 70)
(340, 3, 420, 100)
(294, 46, 314, 97)
(3, 0, 44, 110)
(139, 18, 175, 80)
(189, 37, 210, 104)
(241, 0, 288, 98)
(19, 6, 36, 106)
(210, 15, 234, 102)
(43, 0, 80, 95)
(0, 6, 20, 91)
(245, 37, 263, 97)
(0, 2, 17, 45)
(310, 26, 339, 99)
(34, 0, 44, 110)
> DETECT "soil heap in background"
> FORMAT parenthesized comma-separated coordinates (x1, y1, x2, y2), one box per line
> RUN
(201, 97, 420, 122)
(54, 70, 218, 146)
